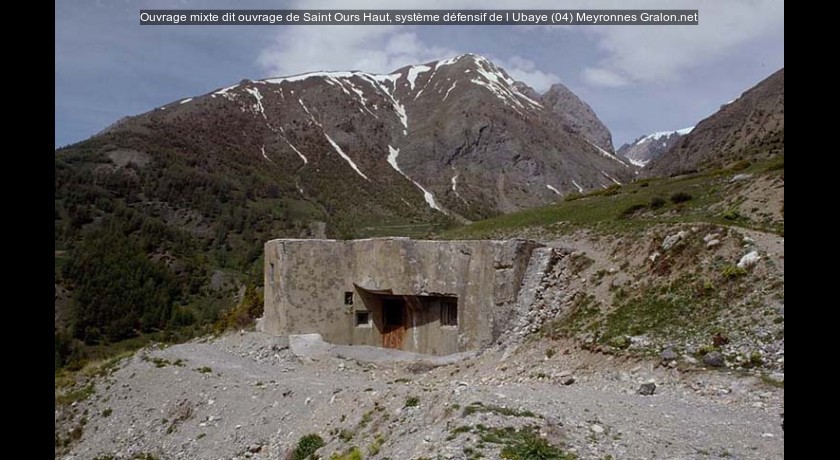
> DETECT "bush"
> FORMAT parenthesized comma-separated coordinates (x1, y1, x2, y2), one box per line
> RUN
(292, 434, 324, 460)
(670, 192, 693, 204)
(619, 203, 647, 218)
(405, 396, 420, 408)
(563, 192, 583, 202)
(214, 284, 264, 332)
(649, 196, 666, 209)
(601, 184, 620, 196)
(766, 156, 784, 171)
(498, 427, 574, 460)
(730, 159, 751, 171)
(329, 447, 362, 460)
(722, 209, 740, 220)
(721, 264, 746, 279)
(608, 335, 630, 349)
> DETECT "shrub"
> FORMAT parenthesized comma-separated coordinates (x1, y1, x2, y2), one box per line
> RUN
(608, 335, 630, 349)
(766, 156, 784, 171)
(330, 447, 362, 460)
(730, 159, 751, 171)
(338, 429, 354, 442)
(367, 435, 385, 456)
(462, 402, 536, 418)
(670, 192, 693, 204)
(405, 396, 420, 408)
(500, 433, 571, 460)
(602, 185, 621, 196)
(649, 196, 666, 209)
(722, 209, 740, 220)
(214, 284, 264, 332)
(721, 264, 746, 279)
(292, 434, 325, 460)
(619, 203, 647, 218)
(564, 192, 583, 202)
(56, 384, 95, 406)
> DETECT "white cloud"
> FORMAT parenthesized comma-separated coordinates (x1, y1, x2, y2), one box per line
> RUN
(257, 25, 457, 77)
(491, 55, 561, 92)
(256, 0, 783, 89)
(255, 0, 564, 90)
(581, 67, 628, 88)
(577, 0, 784, 86)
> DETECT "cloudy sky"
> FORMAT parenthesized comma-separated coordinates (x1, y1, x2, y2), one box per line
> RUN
(55, 0, 784, 148)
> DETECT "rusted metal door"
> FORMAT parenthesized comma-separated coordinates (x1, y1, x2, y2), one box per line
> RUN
(382, 299, 406, 349)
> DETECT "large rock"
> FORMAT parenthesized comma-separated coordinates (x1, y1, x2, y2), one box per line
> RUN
(662, 231, 688, 251)
(737, 251, 761, 269)
(660, 348, 678, 362)
(637, 382, 657, 396)
(703, 352, 725, 367)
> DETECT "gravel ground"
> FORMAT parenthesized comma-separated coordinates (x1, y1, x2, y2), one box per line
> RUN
(57, 332, 783, 460)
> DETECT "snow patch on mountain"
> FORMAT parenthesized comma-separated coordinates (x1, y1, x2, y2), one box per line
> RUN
(636, 126, 694, 144)
(326, 133, 369, 181)
(388, 146, 442, 212)
(602, 170, 622, 185)
(587, 141, 629, 167)
(260, 145, 273, 164)
(468, 55, 542, 113)
(405, 65, 431, 90)
(244, 87, 266, 119)
(443, 81, 458, 101)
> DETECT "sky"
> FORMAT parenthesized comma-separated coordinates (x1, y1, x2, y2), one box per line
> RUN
(55, 0, 784, 149)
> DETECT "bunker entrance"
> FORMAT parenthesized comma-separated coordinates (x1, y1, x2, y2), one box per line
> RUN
(354, 284, 459, 352)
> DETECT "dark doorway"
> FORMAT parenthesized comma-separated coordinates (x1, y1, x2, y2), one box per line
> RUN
(381, 298, 406, 349)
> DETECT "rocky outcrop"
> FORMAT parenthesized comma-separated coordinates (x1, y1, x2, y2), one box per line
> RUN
(541, 83, 615, 152)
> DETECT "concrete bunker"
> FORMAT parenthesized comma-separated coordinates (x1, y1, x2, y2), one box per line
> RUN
(262, 238, 542, 355)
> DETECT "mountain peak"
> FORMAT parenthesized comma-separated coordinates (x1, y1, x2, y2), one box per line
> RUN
(541, 83, 614, 152)
(618, 127, 693, 168)
(93, 53, 631, 225)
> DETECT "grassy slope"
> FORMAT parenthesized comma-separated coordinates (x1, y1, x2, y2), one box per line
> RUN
(442, 156, 784, 240)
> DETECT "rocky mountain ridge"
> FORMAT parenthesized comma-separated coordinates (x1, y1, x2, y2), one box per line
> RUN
(617, 126, 693, 167)
(646, 68, 784, 176)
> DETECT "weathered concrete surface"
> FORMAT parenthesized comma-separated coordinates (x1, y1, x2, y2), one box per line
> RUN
(288, 333, 476, 364)
(264, 238, 542, 355)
